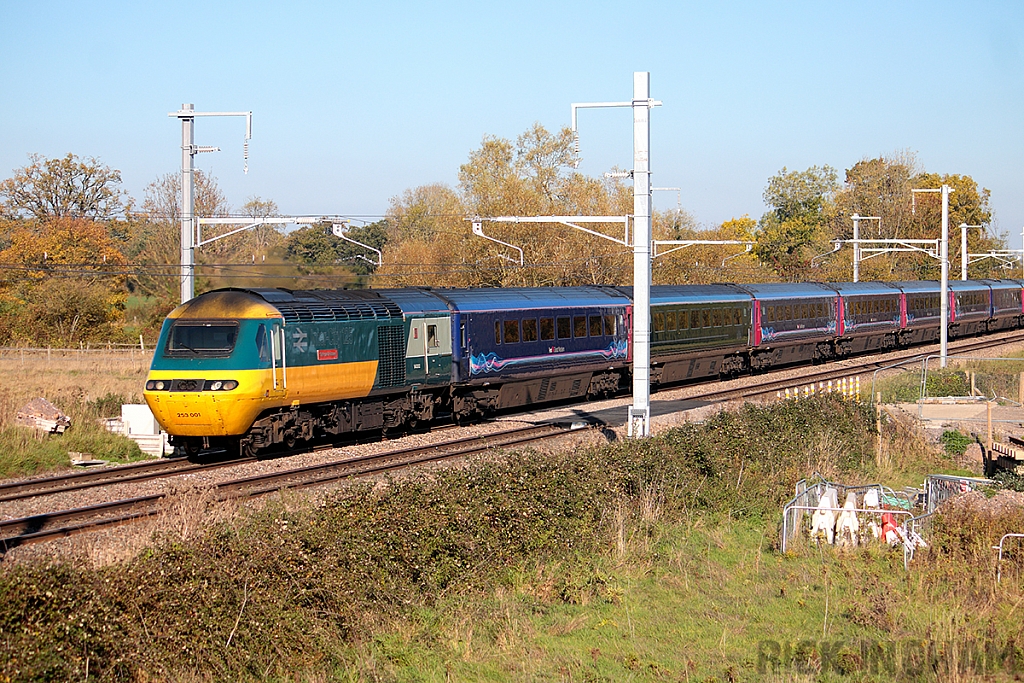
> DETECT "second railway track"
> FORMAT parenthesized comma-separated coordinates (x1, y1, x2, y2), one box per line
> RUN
(1, 328, 1020, 551)
(0, 422, 579, 551)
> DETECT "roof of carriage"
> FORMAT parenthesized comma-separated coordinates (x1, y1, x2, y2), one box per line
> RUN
(402, 286, 631, 313)
(827, 282, 903, 297)
(614, 284, 753, 305)
(732, 282, 837, 299)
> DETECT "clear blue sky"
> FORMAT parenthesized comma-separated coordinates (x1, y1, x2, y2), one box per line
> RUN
(2, 1, 1023, 246)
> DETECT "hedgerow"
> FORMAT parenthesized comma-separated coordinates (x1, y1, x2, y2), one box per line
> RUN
(0, 396, 874, 681)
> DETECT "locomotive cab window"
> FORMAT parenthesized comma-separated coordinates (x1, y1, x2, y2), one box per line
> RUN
(165, 321, 239, 358)
(255, 323, 270, 363)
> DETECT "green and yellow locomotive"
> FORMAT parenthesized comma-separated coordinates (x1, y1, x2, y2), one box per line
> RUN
(144, 287, 452, 456)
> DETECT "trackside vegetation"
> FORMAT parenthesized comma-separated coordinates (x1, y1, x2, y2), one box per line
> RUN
(1, 396, 1023, 681)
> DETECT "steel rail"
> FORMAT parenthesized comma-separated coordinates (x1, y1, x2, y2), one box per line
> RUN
(682, 333, 1023, 405)
(1, 331, 1018, 505)
(0, 423, 573, 550)
(0, 457, 257, 503)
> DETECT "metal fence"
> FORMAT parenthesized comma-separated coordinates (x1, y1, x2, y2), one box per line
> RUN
(781, 475, 915, 553)
(925, 473, 994, 514)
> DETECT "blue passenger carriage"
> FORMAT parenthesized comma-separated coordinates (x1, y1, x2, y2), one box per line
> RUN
(737, 283, 837, 368)
(639, 284, 753, 381)
(982, 279, 1024, 332)
(949, 280, 992, 337)
(831, 282, 902, 355)
(436, 287, 631, 417)
(893, 281, 942, 346)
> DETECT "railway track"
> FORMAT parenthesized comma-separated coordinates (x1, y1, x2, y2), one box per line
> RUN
(0, 329, 1019, 551)
(0, 422, 579, 552)
(0, 456, 252, 502)
(682, 332, 1023, 406)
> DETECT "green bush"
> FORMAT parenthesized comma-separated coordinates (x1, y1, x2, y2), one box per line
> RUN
(86, 392, 128, 418)
(940, 429, 973, 458)
(925, 370, 970, 398)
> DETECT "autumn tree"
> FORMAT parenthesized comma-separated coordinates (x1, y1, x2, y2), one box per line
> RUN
(0, 217, 129, 345)
(125, 169, 231, 304)
(283, 220, 387, 284)
(375, 184, 481, 287)
(755, 166, 838, 280)
(239, 196, 285, 259)
(0, 153, 126, 221)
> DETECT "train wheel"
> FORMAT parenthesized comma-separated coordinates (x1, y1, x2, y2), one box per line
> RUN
(238, 438, 257, 458)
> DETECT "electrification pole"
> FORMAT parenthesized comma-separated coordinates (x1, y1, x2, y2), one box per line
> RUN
(912, 185, 952, 368)
(630, 72, 654, 437)
(849, 214, 880, 283)
(169, 104, 252, 304)
(960, 223, 984, 280)
(179, 105, 195, 306)
(940, 184, 950, 368)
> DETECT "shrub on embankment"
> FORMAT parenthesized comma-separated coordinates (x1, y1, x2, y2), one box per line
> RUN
(0, 396, 875, 681)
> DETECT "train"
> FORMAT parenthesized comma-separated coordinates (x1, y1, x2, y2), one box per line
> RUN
(143, 279, 1024, 456)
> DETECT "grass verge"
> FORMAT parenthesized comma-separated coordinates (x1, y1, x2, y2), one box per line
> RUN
(1, 396, 1021, 681)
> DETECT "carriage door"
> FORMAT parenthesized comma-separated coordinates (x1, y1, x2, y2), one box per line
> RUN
(269, 322, 287, 394)
(405, 319, 427, 384)
(424, 317, 452, 381)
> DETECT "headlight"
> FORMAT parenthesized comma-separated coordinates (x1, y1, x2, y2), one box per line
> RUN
(146, 380, 167, 391)
(203, 379, 239, 391)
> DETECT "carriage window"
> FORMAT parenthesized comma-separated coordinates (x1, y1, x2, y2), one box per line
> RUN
(522, 318, 538, 342)
(784, 305, 792, 320)
(590, 315, 603, 336)
(574, 316, 588, 338)
(764, 306, 773, 323)
(603, 315, 616, 336)
(495, 321, 501, 344)
(735, 308, 743, 325)
(665, 311, 677, 332)
(540, 317, 555, 341)
(653, 313, 665, 332)
(504, 320, 520, 344)
(712, 309, 722, 327)
(702, 309, 711, 328)
(557, 316, 571, 339)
